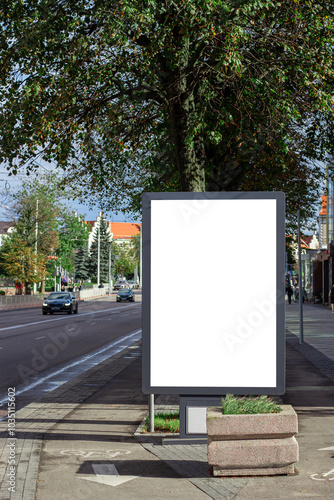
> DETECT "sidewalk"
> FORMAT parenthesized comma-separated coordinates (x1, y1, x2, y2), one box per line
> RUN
(0, 303, 334, 499)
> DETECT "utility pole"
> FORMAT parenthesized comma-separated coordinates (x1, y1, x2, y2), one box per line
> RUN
(97, 222, 100, 285)
(298, 208, 304, 344)
(140, 226, 142, 287)
(108, 242, 112, 296)
(33, 199, 39, 295)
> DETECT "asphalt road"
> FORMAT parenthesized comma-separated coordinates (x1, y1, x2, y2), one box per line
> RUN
(0, 298, 142, 411)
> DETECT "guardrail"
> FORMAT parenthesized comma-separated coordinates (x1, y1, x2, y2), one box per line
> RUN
(0, 294, 44, 310)
(77, 288, 111, 300)
(0, 287, 118, 311)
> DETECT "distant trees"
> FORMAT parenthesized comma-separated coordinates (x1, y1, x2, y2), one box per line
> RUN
(89, 217, 113, 282)
(75, 247, 90, 282)
(0, 183, 58, 292)
(57, 210, 91, 274)
(0, 175, 89, 292)
(114, 239, 138, 280)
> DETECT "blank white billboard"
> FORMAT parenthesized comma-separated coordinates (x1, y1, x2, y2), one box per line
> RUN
(142, 192, 285, 395)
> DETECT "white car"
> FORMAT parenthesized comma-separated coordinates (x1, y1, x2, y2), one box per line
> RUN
(127, 280, 139, 289)
(113, 280, 128, 290)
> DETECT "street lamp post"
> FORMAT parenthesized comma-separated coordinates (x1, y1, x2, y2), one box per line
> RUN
(97, 223, 100, 286)
(108, 242, 112, 296)
(33, 199, 39, 295)
(298, 208, 304, 344)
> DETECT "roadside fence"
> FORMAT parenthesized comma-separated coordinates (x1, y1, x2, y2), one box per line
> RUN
(0, 294, 44, 310)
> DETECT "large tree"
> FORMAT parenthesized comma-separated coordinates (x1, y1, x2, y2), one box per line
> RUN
(0, 1, 333, 225)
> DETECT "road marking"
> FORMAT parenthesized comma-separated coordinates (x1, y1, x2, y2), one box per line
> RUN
(35, 336, 46, 340)
(318, 446, 334, 451)
(60, 449, 131, 459)
(0, 329, 142, 408)
(311, 469, 334, 481)
(80, 464, 138, 487)
(0, 304, 140, 332)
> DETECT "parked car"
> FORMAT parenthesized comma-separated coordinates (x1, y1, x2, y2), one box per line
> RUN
(116, 289, 135, 302)
(127, 280, 139, 289)
(42, 292, 78, 315)
(113, 280, 129, 290)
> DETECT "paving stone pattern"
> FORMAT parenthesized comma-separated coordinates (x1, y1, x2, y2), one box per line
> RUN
(0, 342, 141, 500)
(138, 395, 249, 500)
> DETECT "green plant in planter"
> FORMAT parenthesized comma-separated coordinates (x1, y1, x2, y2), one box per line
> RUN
(0, 290, 5, 295)
(222, 394, 282, 415)
(142, 411, 180, 433)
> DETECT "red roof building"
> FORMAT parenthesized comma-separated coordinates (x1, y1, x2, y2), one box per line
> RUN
(86, 214, 141, 248)
(107, 222, 141, 241)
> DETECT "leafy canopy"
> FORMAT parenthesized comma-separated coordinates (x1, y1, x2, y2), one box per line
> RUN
(0, 1, 334, 227)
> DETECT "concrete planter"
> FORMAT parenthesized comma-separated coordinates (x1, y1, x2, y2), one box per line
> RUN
(207, 405, 299, 476)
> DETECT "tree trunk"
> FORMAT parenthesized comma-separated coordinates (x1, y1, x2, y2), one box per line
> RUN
(168, 91, 206, 191)
(164, 31, 206, 192)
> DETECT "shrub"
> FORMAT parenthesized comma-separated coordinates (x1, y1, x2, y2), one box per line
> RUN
(0, 290, 5, 295)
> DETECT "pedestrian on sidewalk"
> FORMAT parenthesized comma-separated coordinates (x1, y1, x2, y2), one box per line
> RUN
(330, 284, 334, 313)
(287, 284, 293, 304)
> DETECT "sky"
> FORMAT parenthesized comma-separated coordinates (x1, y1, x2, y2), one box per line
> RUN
(0, 163, 141, 223)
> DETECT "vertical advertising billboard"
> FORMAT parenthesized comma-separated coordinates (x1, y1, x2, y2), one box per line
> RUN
(142, 192, 285, 395)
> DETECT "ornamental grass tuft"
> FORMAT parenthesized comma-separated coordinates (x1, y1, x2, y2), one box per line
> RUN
(143, 411, 180, 433)
(222, 394, 282, 415)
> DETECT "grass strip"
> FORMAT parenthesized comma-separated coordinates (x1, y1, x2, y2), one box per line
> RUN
(142, 411, 180, 433)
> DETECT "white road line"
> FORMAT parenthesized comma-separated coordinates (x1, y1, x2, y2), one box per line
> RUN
(0, 304, 140, 333)
(35, 336, 46, 340)
(0, 328, 142, 408)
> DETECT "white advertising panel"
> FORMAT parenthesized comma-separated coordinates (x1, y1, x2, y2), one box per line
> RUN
(142, 192, 285, 395)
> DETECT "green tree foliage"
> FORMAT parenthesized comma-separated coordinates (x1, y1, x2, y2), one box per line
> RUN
(0, 183, 59, 292)
(114, 242, 137, 280)
(0, 1, 333, 227)
(75, 246, 90, 281)
(0, 239, 48, 293)
(0, 174, 89, 291)
(89, 217, 113, 282)
(57, 210, 91, 273)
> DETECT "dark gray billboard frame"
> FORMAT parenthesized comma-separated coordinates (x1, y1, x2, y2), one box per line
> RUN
(142, 191, 285, 395)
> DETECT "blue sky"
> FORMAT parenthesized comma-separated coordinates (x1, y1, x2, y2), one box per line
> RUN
(0, 164, 141, 223)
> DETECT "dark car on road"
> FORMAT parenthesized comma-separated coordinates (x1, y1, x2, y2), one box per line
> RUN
(116, 289, 135, 303)
(42, 292, 79, 315)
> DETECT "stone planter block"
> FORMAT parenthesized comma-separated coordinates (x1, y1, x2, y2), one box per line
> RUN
(207, 405, 298, 440)
(208, 436, 299, 468)
(207, 405, 299, 476)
